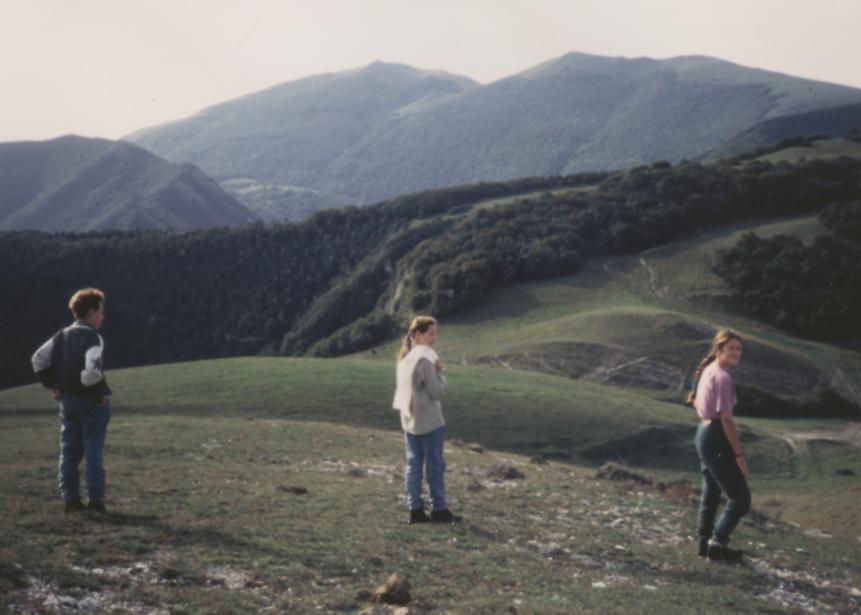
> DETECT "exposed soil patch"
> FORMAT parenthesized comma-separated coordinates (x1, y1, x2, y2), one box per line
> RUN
(477, 342, 684, 390)
(582, 425, 699, 470)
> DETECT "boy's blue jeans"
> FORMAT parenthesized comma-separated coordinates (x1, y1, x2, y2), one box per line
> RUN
(58, 395, 112, 503)
(695, 420, 751, 545)
(404, 426, 447, 511)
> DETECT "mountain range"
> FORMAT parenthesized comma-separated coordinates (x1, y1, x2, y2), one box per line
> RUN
(4, 52, 861, 230)
(0, 136, 257, 232)
(127, 53, 861, 217)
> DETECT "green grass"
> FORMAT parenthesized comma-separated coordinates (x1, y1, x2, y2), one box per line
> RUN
(0, 358, 712, 471)
(754, 138, 861, 163)
(2, 362, 861, 613)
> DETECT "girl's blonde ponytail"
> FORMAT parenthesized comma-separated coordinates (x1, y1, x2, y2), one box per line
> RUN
(397, 333, 413, 361)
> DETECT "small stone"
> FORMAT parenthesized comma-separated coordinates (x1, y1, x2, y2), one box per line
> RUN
(372, 572, 411, 606)
(348, 467, 366, 478)
(487, 464, 526, 480)
(467, 480, 485, 492)
(467, 444, 484, 453)
(595, 462, 652, 485)
(591, 581, 607, 588)
(278, 485, 309, 495)
(355, 589, 372, 601)
(803, 528, 832, 539)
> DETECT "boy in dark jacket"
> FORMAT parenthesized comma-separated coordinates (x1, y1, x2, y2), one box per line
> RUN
(32, 288, 112, 513)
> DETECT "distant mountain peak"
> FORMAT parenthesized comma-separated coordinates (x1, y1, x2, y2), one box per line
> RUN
(0, 136, 257, 232)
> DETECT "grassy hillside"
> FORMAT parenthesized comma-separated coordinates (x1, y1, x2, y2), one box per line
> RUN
(0, 136, 258, 232)
(714, 104, 861, 158)
(752, 138, 861, 164)
(1, 357, 859, 613)
(362, 213, 860, 408)
(220, 178, 355, 222)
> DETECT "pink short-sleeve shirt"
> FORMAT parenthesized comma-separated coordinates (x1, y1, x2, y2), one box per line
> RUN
(694, 361, 737, 420)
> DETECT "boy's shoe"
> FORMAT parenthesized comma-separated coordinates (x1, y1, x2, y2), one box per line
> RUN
(64, 500, 85, 514)
(430, 509, 462, 524)
(698, 537, 709, 557)
(86, 501, 108, 513)
(707, 542, 743, 562)
(408, 509, 431, 524)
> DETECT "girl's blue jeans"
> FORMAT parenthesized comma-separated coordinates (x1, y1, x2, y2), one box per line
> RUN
(58, 395, 112, 503)
(404, 426, 447, 511)
(695, 420, 751, 545)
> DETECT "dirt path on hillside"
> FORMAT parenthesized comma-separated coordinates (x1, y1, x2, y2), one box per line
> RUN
(776, 422, 861, 448)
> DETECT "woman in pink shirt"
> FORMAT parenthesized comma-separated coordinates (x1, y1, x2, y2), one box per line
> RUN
(688, 329, 750, 562)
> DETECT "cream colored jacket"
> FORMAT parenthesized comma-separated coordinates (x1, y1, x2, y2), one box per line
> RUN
(393, 345, 448, 435)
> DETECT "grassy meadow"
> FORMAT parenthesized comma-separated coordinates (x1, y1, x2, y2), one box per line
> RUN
(1, 357, 860, 613)
(2, 211, 860, 612)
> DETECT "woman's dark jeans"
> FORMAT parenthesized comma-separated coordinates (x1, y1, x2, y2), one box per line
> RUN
(695, 420, 751, 545)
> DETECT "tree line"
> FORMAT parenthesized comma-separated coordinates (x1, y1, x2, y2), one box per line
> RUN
(715, 200, 861, 345)
(2, 156, 860, 392)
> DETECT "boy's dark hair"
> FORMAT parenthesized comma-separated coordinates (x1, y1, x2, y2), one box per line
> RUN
(69, 288, 105, 320)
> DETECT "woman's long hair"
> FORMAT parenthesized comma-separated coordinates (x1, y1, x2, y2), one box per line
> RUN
(397, 316, 438, 360)
(687, 329, 743, 404)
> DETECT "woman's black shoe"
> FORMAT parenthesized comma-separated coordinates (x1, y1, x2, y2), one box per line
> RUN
(86, 501, 107, 514)
(707, 543, 743, 562)
(408, 509, 431, 524)
(430, 509, 462, 523)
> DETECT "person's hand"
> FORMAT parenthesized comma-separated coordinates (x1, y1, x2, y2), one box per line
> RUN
(51, 387, 61, 401)
(735, 453, 749, 478)
(100, 396, 110, 407)
(435, 359, 443, 371)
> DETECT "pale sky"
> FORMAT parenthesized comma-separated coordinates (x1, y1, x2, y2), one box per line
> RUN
(2, 0, 860, 143)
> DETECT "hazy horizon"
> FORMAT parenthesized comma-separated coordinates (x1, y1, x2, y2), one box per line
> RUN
(3, 0, 861, 143)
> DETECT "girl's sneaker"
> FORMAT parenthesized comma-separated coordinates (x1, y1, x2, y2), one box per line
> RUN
(430, 509, 462, 523)
(86, 501, 107, 513)
(408, 509, 431, 524)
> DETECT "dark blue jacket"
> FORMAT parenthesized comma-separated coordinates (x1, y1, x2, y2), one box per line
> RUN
(32, 321, 111, 400)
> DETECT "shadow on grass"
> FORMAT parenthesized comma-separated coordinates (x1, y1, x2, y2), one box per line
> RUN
(87, 511, 286, 557)
(6, 399, 711, 476)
